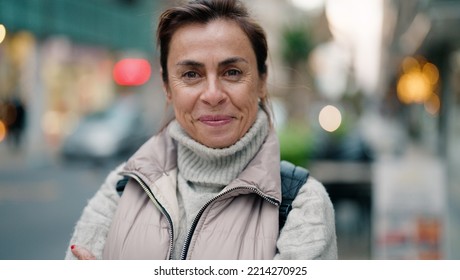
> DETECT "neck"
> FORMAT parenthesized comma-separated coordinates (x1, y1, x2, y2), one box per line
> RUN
(168, 110, 269, 187)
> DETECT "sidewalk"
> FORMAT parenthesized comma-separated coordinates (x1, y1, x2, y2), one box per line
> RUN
(0, 142, 54, 173)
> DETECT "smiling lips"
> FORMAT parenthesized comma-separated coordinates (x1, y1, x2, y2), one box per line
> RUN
(198, 115, 234, 126)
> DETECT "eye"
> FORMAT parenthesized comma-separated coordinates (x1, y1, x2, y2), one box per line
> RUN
(225, 69, 241, 77)
(182, 71, 200, 79)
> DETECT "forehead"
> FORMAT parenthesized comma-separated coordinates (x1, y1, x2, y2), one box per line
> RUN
(173, 18, 247, 38)
(167, 19, 255, 62)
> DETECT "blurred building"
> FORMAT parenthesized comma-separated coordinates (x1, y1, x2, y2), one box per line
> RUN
(284, 0, 460, 260)
(379, 0, 460, 260)
(0, 0, 156, 51)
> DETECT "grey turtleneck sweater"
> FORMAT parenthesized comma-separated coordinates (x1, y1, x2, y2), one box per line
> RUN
(168, 111, 269, 259)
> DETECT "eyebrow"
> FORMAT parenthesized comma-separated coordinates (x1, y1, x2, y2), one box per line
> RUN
(175, 57, 248, 67)
(218, 57, 248, 67)
(176, 60, 204, 67)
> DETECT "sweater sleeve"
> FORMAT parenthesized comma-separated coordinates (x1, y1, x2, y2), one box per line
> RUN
(64, 163, 124, 260)
(274, 176, 338, 260)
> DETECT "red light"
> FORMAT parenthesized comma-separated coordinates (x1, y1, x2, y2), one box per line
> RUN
(113, 58, 151, 86)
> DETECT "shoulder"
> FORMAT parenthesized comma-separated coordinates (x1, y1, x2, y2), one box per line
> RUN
(81, 162, 125, 219)
(290, 176, 335, 226)
(275, 175, 338, 259)
(295, 176, 332, 206)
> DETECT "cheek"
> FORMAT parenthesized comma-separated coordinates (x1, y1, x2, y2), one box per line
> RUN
(230, 78, 263, 106)
(171, 93, 196, 117)
(233, 91, 259, 111)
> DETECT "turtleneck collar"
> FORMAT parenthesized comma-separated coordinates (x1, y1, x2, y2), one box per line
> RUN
(168, 110, 269, 187)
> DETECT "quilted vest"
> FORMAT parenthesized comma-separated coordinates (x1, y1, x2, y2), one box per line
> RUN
(102, 128, 282, 259)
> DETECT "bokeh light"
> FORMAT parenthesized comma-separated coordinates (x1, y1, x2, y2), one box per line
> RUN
(319, 105, 342, 132)
(397, 56, 439, 106)
(113, 58, 151, 86)
(41, 111, 63, 137)
(425, 94, 441, 115)
(0, 24, 6, 44)
(290, 0, 325, 12)
(0, 120, 7, 142)
(401, 56, 420, 73)
(397, 71, 432, 104)
(423, 63, 439, 85)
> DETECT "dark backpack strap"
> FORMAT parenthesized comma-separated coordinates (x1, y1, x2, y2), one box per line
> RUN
(116, 176, 129, 196)
(279, 160, 310, 231)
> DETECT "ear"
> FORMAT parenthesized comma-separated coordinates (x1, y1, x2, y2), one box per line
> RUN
(163, 83, 172, 103)
(160, 68, 172, 102)
(257, 73, 268, 99)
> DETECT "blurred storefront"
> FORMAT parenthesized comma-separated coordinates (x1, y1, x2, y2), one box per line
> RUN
(374, 0, 460, 260)
(0, 0, 164, 160)
(285, 0, 460, 259)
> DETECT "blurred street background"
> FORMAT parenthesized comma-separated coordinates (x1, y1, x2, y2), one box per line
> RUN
(1, 0, 460, 260)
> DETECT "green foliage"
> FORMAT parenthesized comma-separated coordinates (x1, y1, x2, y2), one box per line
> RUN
(277, 121, 313, 167)
(281, 24, 313, 67)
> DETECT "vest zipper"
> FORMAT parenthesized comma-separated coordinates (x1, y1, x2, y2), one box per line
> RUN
(120, 171, 175, 260)
(180, 185, 279, 260)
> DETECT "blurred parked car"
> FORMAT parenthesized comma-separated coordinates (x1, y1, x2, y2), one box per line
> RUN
(61, 97, 150, 161)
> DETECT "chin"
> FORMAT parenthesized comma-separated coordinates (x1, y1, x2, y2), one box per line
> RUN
(202, 137, 237, 149)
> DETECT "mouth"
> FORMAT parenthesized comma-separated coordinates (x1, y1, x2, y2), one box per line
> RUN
(197, 115, 234, 126)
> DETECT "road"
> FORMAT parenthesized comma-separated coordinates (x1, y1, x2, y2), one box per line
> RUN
(0, 146, 122, 260)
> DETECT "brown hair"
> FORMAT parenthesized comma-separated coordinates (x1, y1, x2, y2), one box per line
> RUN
(156, 0, 272, 125)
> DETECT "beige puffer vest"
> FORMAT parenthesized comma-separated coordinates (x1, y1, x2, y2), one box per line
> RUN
(102, 128, 282, 260)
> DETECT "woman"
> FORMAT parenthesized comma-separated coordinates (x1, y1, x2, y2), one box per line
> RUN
(66, 0, 337, 260)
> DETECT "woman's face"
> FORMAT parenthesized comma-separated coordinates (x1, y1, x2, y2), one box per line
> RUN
(164, 19, 267, 148)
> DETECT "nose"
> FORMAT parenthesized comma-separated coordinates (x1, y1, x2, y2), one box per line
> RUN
(200, 77, 226, 106)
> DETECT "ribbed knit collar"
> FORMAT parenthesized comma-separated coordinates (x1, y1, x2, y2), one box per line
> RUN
(168, 110, 269, 187)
